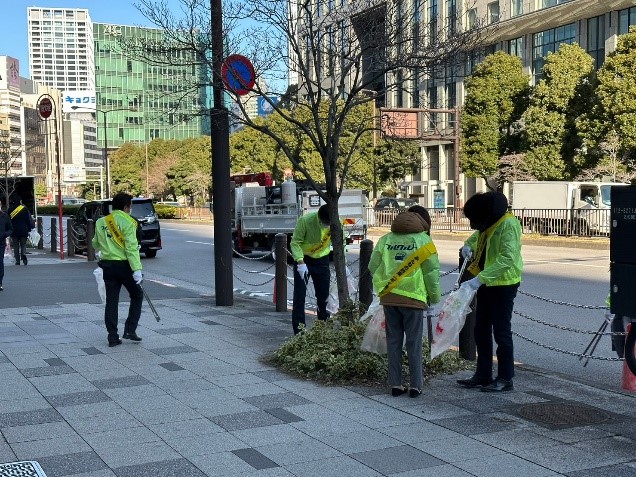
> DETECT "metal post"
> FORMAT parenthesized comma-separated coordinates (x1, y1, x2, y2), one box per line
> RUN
(274, 233, 288, 312)
(54, 126, 64, 260)
(50, 217, 57, 254)
(358, 239, 374, 312)
(211, 0, 233, 306)
(86, 219, 95, 261)
(36, 216, 43, 249)
(457, 253, 477, 360)
(67, 218, 74, 257)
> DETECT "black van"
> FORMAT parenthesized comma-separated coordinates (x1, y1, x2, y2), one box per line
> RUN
(71, 198, 162, 258)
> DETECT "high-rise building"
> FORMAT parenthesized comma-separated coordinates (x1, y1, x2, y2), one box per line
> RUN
(27, 7, 95, 91)
(0, 56, 24, 177)
(93, 23, 206, 151)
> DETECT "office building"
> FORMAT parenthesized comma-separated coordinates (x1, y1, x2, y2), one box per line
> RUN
(294, 0, 636, 207)
(27, 7, 95, 91)
(0, 56, 23, 178)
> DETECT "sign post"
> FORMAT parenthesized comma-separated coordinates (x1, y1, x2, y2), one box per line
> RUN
(38, 95, 64, 260)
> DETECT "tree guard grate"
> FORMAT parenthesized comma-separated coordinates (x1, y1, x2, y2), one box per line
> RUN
(0, 461, 47, 477)
(517, 402, 611, 428)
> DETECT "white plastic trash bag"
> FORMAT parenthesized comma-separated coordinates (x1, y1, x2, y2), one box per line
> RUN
(430, 283, 477, 360)
(4, 238, 11, 259)
(360, 301, 387, 355)
(27, 229, 41, 248)
(326, 267, 358, 314)
(93, 267, 106, 304)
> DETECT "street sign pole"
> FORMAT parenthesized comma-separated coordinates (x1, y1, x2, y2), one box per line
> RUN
(38, 95, 64, 260)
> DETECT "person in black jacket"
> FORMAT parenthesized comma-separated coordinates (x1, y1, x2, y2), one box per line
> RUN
(0, 200, 14, 290)
(9, 198, 34, 266)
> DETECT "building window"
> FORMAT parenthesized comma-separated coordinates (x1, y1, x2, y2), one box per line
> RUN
(587, 15, 605, 69)
(487, 2, 499, 24)
(447, 0, 457, 35)
(533, 23, 576, 82)
(395, 70, 404, 108)
(619, 7, 636, 35)
(508, 36, 525, 62)
(412, 68, 421, 107)
(540, 0, 570, 7)
(428, 0, 438, 44)
(512, 0, 523, 17)
(467, 8, 477, 29)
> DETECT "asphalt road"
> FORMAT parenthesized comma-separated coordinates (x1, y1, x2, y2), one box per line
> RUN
(16, 220, 622, 391)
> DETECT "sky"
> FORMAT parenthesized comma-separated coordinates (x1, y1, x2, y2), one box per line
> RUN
(1, 0, 182, 78)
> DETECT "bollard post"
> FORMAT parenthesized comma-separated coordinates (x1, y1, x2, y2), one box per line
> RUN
(67, 218, 75, 257)
(457, 252, 477, 360)
(86, 219, 95, 261)
(358, 239, 374, 313)
(50, 218, 57, 254)
(37, 217, 43, 249)
(274, 233, 287, 312)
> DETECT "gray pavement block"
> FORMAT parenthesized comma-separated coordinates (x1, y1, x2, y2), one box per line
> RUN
(315, 429, 403, 455)
(0, 443, 17, 463)
(225, 382, 288, 399)
(154, 326, 198, 335)
(162, 430, 246, 457)
(232, 448, 279, 470)
(391, 464, 478, 476)
(412, 435, 506, 462)
(378, 421, 463, 444)
(92, 440, 182, 468)
(36, 451, 110, 477)
(285, 455, 382, 477)
(10, 434, 92, 459)
(148, 345, 199, 355)
(430, 411, 533, 436)
(471, 428, 563, 452)
(264, 408, 303, 424)
(43, 358, 67, 367)
(345, 407, 423, 429)
(21, 364, 77, 378)
(80, 347, 103, 355)
(29, 374, 100, 397)
(0, 396, 51, 414)
(211, 410, 284, 431)
(565, 464, 636, 477)
(188, 451, 260, 476)
(207, 372, 270, 388)
(113, 458, 207, 477)
(243, 392, 312, 410)
(148, 418, 225, 439)
(65, 410, 142, 435)
(128, 403, 205, 426)
(352, 445, 446, 474)
(531, 424, 616, 444)
(158, 362, 185, 371)
(55, 401, 125, 421)
(230, 423, 309, 448)
(255, 437, 343, 466)
(453, 452, 563, 477)
(90, 375, 152, 389)
(0, 408, 63, 427)
(1, 421, 79, 444)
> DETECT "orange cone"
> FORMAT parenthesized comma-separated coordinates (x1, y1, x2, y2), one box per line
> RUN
(621, 324, 636, 393)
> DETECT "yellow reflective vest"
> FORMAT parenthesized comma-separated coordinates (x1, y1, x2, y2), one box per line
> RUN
(91, 210, 142, 271)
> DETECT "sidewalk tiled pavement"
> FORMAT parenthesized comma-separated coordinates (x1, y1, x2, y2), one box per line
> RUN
(0, 257, 635, 476)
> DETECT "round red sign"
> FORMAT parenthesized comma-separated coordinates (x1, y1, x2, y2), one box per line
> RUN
(221, 55, 255, 96)
(38, 97, 53, 119)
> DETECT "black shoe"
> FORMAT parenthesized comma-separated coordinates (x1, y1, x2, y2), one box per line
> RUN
(108, 339, 122, 347)
(14, 261, 20, 265)
(409, 388, 422, 398)
(123, 333, 142, 342)
(391, 386, 408, 397)
(22, 255, 27, 265)
(481, 378, 513, 393)
(0, 285, 3, 291)
(457, 376, 494, 388)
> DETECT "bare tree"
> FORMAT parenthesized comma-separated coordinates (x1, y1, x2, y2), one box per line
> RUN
(124, 0, 487, 315)
(0, 132, 22, 210)
(492, 153, 536, 189)
(576, 131, 636, 183)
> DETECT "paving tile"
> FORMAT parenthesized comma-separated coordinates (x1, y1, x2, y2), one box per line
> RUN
(34, 451, 109, 477)
(566, 464, 636, 477)
(46, 390, 112, 408)
(225, 382, 288, 399)
(148, 345, 199, 355)
(2, 420, 79, 444)
(201, 320, 221, 325)
(285, 455, 381, 477)
(243, 392, 312, 410)
(11, 434, 92, 459)
(158, 362, 185, 371)
(255, 437, 343, 465)
(162, 431, 246, 457)
(154, 327, 198, 335)
(454, 453, 562, 477)
(208, 373, 269, 388)
(378, 421, 462, 445)
(81, 347, 104, 355)
(412, 435, 506, 462)
(315, 429, 403, 454)
(351, 445, 445, 474)
(92, 440, 182, 468)
(471, 428, 563, 452)
(252, 370, 291, 382)
(44, 358, 67, 367)
(233, 448, 279, 470)
(0, 408, 63, 427)
(231, 423, 309, 448)
(21, 364, 77, 378)
(531, 425, 615, 444)
(391, 464, 475, 476)
(28, 373, 98, 397)
(91, 375, 152, 389)
(430, 412, 531, 436)
(264, 408, 303, 424)
(128, 404, 204, 426)
(189, 451, 258, 476)
(211, 410, 284, 431)
(114, 458, 207, 477)
(148, 418, 225, 439)
(82, 426, 160, 449)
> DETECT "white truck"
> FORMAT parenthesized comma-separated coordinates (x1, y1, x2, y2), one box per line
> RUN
(511, 181, 626, 235)
(230, 172, 369, 256)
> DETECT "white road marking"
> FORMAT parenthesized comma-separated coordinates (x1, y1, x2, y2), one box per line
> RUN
(186, 240, 213, 245)
(523, 259, 607, 269)
(146, 279, 177, 288)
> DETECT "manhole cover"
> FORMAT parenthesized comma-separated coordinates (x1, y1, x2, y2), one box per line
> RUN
(517, 402, 610, 428)
(0, 461, 47, 477)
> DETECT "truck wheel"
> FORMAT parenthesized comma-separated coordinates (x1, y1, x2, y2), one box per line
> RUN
(625, 324, 636, 376)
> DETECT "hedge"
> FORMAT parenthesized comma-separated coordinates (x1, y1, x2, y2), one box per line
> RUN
(36, 205, 81, 216)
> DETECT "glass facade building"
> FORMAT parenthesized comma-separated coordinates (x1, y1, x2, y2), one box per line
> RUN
(94, 23, 208, 150)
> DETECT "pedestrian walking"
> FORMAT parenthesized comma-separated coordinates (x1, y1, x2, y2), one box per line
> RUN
(369, 206, 441, 397)
(9, 198, 34, 266)
(456, 191, 523, 392)
(0, 200, 14, 290)
(289, 204, 332, 334)
(91, 192, 144, 347)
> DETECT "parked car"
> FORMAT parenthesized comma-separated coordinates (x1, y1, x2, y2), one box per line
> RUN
(155, 201, 182, 207)
(71, 198, 162, 258)
(374, 197, 418, 210)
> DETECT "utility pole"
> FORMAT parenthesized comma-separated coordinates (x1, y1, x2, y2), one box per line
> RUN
(210, 0, 233, 306)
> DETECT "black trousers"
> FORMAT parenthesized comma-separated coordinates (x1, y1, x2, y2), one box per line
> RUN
(100, 261, 143, 342)
(474, 283, 519, 381)
(292, 255, 330, 334)
(12, 237, 27, 263)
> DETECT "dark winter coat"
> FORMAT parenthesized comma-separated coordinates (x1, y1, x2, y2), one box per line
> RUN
(9, 205, 34, 238)
(0, 212, 13, 241)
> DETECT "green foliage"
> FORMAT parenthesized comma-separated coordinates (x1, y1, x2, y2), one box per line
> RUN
(34, 183, 47, 200)
(522, 44, 595, 179)
(154, 205, 178, 219)
(461, 52, 530, 182)
(37, 205, 81, 216)
(375, 138, 421, 186)
(269, 316, 471, 386)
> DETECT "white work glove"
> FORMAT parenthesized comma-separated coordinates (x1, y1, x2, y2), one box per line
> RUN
(605, 310, 614, 322)
(296, 263, 309, 282)
(463, 276, 482, 291)
(133, 270, 143, 285)
(460, 245, 473, 260)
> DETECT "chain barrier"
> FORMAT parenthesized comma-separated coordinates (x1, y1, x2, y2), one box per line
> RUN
(233, 260, 276, 274)
(233, 273, 275, 287)
(513, 310, 625, 336)
(512, 331, 623, 361)
(517, 289, 608, 310)
(232, 249, 273, 260)
(440, 265, 460, 277)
